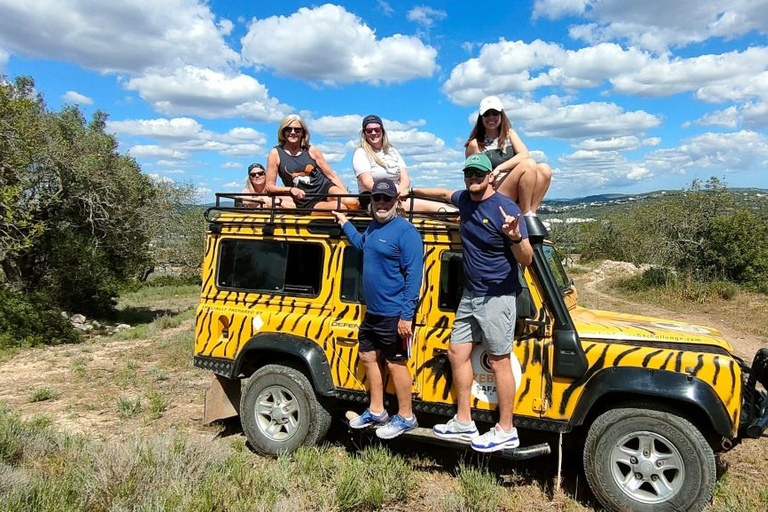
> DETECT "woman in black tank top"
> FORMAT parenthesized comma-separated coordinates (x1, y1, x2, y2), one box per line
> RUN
(464, 96, 552, 214)
(266, 115, 357, 210)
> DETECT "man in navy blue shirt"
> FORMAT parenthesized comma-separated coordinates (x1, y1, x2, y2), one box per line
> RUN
(332, 179, 424, 439)
(407, 153, 533, 452)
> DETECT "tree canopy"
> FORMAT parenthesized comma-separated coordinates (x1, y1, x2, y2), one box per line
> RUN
(1, 75, 201, 317)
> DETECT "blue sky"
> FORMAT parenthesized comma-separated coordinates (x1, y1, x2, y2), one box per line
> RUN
(2, 0, 767, 203)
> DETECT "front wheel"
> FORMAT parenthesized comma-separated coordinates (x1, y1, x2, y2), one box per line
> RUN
(583, 408, 716, 512)
(240, 364, 331, 456)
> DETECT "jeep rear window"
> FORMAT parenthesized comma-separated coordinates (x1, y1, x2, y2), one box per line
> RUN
(216, 239, 323, 296)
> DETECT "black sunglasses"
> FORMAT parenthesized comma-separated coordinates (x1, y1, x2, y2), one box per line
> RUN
(249, 171, 265, 177)
(372, 193, 395, 202)
(482, 110, 501, 118)
(283, 126, 303, 133)
(463, 168, 490, 179)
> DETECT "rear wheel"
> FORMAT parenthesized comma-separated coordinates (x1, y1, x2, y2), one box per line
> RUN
(583, 407, 716, 512)
(241, 364, 331, 455)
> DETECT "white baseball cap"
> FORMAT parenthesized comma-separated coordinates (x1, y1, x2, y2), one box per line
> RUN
(479, 95, 504, 115)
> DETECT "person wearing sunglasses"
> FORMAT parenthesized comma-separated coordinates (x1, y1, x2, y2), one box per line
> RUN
(353, 114, 454, 213)
(465, 95, 551, 215)
(405, 153, 532, 452)
(331, 179, 423, 439)
(240, 162, 295, 209)
(266, 114, 355, 210)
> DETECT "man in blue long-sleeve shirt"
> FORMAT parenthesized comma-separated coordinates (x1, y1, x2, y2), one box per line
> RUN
(332, 178, 423, 439)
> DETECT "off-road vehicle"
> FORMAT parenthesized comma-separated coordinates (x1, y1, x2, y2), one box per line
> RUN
(194, 194, 768, 512)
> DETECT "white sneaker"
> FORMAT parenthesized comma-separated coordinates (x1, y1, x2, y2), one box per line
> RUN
(470, 424, 520, 452)
(433, 415, 479, 441)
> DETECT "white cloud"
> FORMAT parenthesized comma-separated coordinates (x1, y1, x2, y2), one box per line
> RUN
(125, 66, 291, 121)
(241, 4, 437, 85)
(407, 6, 447, 27)
(0, 47, 7, 70)
(62, 90, 93, 105)
(686, 106, 740, 129)
(610, 48, 768, 98)
(0, 0, 238, 74)
(222, 181, 241, 190)
(575, 136, 642, 151)
(443, 40, 768, 108)
(128, 145, 188, 159)
(522, 101, 662, 140)
(535, 0, 768, 53)
(532, 0, 588, 19)
(378, 0, 394, 16)
(147, 173, 174, 183)
(645, 130, 768, 175)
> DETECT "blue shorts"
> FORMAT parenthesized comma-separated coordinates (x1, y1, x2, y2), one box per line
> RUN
(358, 313, 408, 362)
(450, 291, 516, 356)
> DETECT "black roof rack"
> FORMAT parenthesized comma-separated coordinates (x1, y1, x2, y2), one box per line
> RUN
(205, 192, 459, 226)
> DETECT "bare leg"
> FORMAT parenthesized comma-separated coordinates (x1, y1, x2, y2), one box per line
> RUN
(360, 350, 385, 413)
(386, 359, 413, 418)
(530, 163, 552, 212)
(495, 158, 537, 213)
(402, 198, 458, 213)
(448, 343, 474, 423)
(489, 353, 516, 431)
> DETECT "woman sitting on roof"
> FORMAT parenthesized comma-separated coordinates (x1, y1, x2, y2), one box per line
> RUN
(266, 115, 356, 211)
(465, 96, 551, 215)
(240, 162, 295, 209)
(353, 114, 454, 213)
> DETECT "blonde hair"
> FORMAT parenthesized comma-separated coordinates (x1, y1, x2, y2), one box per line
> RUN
(277, 115, 311, 148)
(358, 122, 392, 169)
(465, 110, 512, 153)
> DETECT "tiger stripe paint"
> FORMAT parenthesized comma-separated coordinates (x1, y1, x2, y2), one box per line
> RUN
(196, 210, 746, 439)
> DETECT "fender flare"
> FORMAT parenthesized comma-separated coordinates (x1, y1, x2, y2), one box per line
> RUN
(570, 367, 733, 437)
(234, 332, 336, 397)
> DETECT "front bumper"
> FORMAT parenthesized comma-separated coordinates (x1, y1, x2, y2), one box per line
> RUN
(741, 348, 768, 439)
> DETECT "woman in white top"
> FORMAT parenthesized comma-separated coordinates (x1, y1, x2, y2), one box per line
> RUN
(465, 96, 552, 214)
(353, 114, 452, 212)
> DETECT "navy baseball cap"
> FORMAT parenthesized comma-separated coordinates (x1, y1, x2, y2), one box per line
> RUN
(362, 114, 383, 130)
(371, 178, 397, 198)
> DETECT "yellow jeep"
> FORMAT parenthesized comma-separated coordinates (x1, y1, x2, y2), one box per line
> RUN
(195, 194, 768, 512)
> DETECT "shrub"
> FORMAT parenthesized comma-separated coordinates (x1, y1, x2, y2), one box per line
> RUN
(0, 289, 80, 351)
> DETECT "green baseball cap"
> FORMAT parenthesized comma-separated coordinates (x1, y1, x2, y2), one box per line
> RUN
(463, 153, 492, 174)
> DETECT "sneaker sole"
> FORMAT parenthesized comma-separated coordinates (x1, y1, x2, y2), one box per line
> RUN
(471, 440, 520, 452)
(433, 430, 479, 441)
(376, 425, 418, 440)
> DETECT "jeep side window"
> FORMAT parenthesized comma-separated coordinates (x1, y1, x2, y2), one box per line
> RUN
(216, 239, 323, 296)
(340, 245, 365, 304)
(439, 251, 464, 311)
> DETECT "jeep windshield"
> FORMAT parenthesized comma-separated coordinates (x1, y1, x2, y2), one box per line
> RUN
(542, 243, 574, 296)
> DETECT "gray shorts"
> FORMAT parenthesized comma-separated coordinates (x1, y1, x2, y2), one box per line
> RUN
(450, 291, 516, 356)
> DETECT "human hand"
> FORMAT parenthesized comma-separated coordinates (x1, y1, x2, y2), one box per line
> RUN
(397, 318, 412, 340)
(499, 206, 522, 241)
(290, 186, 306, 199)
(331, 210, 348, 226)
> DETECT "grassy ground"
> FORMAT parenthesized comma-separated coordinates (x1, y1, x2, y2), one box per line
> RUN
(1, 274, 767, 511)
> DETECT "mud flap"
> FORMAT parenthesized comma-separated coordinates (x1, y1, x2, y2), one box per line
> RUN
(203, 374, 241, 424)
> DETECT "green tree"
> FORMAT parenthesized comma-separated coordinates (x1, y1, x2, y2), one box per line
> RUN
(0, 75, 199, 316)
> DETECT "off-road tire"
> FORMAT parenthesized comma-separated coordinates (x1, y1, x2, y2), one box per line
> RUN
(241, 364, 331, 455)
(583, 407, 716, 512)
